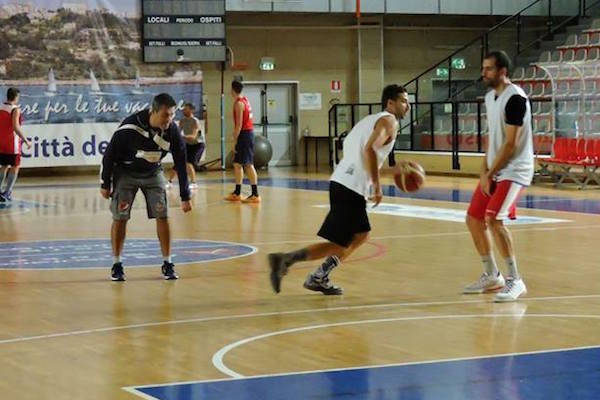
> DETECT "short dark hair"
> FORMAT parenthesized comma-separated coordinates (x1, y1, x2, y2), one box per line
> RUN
(151, 93, 177, 112)
(7, 87, 19, 102)
(183, 102, 195, 110)
(381, 84, 407, 108)
(485, 50, 512, 76)
(232, 80, 244, 94)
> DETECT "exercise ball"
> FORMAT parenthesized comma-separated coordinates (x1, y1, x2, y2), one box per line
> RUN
(225, 150, 234, 169)
(254, 135, 273, 169)
(225, 135, 273, 169)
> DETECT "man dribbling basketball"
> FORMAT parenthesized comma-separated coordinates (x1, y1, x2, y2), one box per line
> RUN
(268, 84, 410, 295)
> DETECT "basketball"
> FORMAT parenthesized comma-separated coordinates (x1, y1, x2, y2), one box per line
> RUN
(394, 161, 426, 192)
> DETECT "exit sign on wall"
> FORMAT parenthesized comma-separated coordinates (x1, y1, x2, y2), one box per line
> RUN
(331, 80, 341, 93)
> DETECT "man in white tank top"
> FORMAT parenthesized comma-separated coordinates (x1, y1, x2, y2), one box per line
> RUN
(464, 51, 534, 302)
(268, 85, 411, 295)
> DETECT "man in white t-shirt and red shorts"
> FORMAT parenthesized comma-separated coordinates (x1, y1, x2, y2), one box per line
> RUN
(464, 50, 534, 302)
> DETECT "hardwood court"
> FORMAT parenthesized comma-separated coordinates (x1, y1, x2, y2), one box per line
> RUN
(0, 169, 599, 399)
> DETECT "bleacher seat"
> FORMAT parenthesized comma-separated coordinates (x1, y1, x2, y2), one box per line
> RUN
(574, 48, 587, 62)
(538, 51, 552, 63)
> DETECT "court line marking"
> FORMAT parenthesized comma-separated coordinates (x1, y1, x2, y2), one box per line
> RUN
(1, 293, 599, 346)
(248, 223, 600, 246)
(211, 313, 600, 379)
(0, 238, 258, 271)
(1, 222, 595, 270)
(122, 331, 600, 399)
(15, 178, 600, 216)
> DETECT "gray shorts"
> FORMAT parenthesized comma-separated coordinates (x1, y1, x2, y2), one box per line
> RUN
(110, 170, 168, 220)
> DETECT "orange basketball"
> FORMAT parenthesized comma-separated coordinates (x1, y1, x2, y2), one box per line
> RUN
(394, 161, 426, 193)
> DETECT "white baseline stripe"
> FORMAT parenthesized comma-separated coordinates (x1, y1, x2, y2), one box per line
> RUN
(1, 294, 599, 346)
(211, 313, 600, 378)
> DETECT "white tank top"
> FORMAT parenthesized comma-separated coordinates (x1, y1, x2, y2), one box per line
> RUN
(485, 84, 534, 186)
(331, 111, 397, 197)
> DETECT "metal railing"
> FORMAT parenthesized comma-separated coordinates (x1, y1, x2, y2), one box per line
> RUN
(328, 99, 559, 168)
(403, 0, 596, 104)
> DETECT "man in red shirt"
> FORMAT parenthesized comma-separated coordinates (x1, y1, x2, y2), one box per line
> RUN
(0, 87, 31, 202)
(224, 80, 260, 203)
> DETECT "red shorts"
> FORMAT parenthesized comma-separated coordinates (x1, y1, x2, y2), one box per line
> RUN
(467, 180, 525, 221)
(0, 153, 21, 167)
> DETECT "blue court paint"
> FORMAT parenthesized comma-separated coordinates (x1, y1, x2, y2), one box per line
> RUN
(14, 177, 600, 215)
(131, 346, 600, 400)
(0, 199, 52, 212)
(0, 239, 256, 270)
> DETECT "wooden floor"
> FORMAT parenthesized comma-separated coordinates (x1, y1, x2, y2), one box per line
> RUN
(1, 168, 599, 399)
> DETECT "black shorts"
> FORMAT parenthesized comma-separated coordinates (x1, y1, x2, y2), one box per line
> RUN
(317, 181, 371, 248)
(233, 130, 254, 165)
(186, 142, 205, 166)
(0, 153, 20, 167)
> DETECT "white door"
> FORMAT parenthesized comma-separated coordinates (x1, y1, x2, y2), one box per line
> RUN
(243, 85, 264, 135)
(265, 84, 296, 166)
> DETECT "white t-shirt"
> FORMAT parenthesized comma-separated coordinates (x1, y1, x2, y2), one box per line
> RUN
(485, 84, 534, 186)
(330, 111, 397, 197)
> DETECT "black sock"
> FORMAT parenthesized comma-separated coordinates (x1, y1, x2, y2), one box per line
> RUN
(234, 184, 241, 195)
(285, 248, 308, 266)
(314, 256, 340, 278)
(251, 184, 258, 197)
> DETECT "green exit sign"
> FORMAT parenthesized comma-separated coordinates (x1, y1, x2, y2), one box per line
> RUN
(259, 57, 275, 71)
(436, 67, 449, 78)
(451, 57, 466, 70)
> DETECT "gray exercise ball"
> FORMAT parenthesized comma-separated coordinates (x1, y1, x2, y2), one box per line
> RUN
(254, 135, 273, 169)
(225, 150, 235, 169)
(225, 135, 273, 169)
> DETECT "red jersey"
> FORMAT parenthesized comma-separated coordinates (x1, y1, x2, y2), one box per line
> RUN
(233, 96, 254, 131)
(0, 103, 23, 155)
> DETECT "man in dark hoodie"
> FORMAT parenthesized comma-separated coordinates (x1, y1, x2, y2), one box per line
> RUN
(100, 93, 192, 281)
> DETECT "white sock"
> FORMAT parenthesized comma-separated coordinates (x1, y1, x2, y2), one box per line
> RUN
(505, 256, 520, 280)
(113, 255, 121, 264)
(164, 255, 172, 263)
(3, 169, 18, 195)
(481, 255, 499, 277)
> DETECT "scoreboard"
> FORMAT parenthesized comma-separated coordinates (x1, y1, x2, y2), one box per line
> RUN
(142, 0, 226, 63)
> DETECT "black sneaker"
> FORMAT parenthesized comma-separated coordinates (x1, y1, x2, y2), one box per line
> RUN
(161, 261, 179, 280)
(0, 193, 5, 203)
(303, 273, 343, 295)
(111, 262, 125, 281)
(268, 253, 288, 293)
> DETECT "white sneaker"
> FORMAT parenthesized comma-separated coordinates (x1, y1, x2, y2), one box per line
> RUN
(494, 278, 527, 302)
(165, 182, 172, 189)
(463, 272, 505, 294)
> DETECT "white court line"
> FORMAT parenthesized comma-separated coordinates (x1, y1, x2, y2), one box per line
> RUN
(249, 223, 600, 246)
(211, 313, 600, 378)
(0, 243, 250, 260)
(1, 294, 599, 346)
(125, 342, 600, 395)
(0, 238, 258, 271)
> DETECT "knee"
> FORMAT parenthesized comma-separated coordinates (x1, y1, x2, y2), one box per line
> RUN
(466, 214, 482, 229)
(113, 219, 128, 228)
(485, 215, 502, 231)
(354, 232, 369, 246)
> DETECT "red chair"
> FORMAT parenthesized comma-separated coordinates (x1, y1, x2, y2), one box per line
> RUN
(545, 137, 567, 163)
(551, 138, 585, 188)
(580, 139, 600, 189)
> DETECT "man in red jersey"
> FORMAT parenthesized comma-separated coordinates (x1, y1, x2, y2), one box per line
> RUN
(224, 80, 260, 203)
(0, 87, 31, 202)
